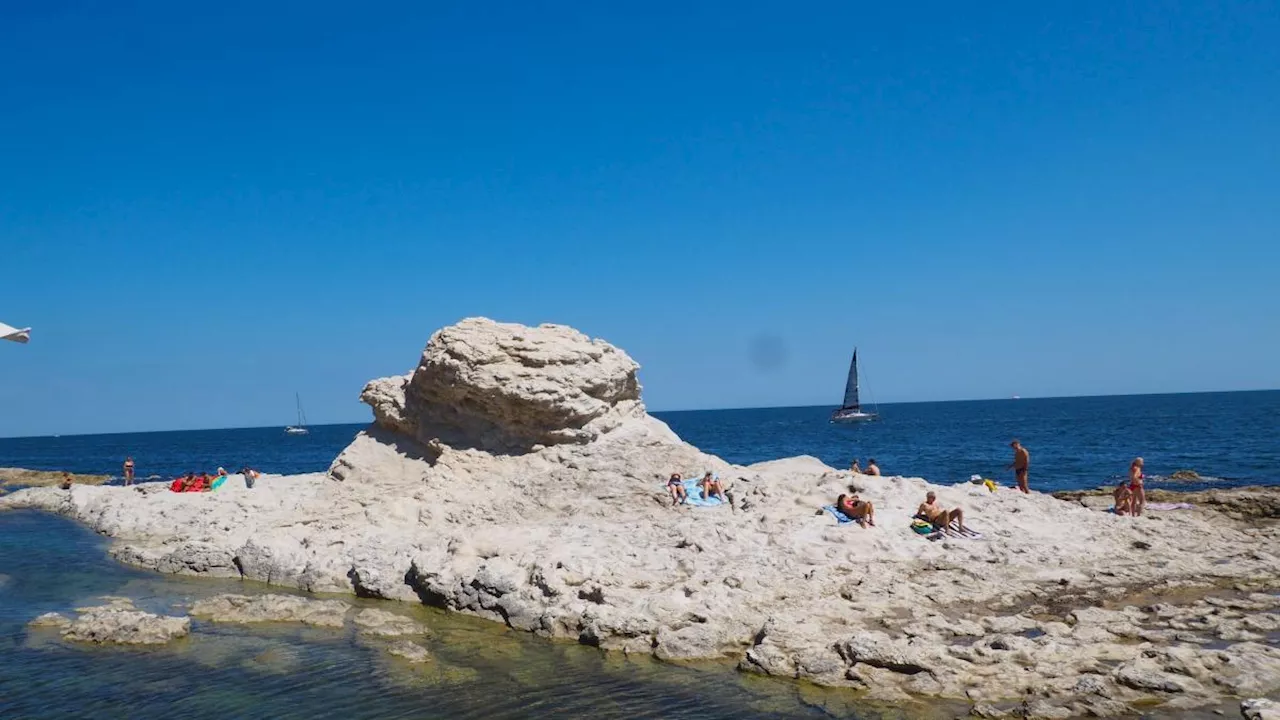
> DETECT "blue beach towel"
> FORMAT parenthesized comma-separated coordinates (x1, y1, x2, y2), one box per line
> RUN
(823, 505, 856, 524)
(662, 474, 727, 507)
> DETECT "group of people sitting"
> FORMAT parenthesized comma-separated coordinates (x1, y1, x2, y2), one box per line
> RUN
(169, 467, 260, 493)
(665, 471, 726, 506)
(832, 489, 966, 532)
(849, 458, 881, 476)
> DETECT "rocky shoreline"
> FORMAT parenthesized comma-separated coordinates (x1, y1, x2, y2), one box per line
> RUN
(0, 467, 110, 490)
(3, 318, 1278, 718)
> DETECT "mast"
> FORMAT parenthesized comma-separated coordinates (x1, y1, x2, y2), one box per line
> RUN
(296, 393, 307, 428)
(841, 349, 861, 411)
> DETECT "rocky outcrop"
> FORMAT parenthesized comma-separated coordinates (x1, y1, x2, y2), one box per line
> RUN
(1, 468, 110, 489)
(189, 594, 349, 627)
(4, 317, 1280, 717)
(350, 318, 644, 455)
(37, 598, 191, 645)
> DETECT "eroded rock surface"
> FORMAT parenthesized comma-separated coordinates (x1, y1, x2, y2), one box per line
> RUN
(189, 594, 349, 627)
(54, 598, 190, 645)
(353, 608, 428, 637)
(4, 317, 1280, 717)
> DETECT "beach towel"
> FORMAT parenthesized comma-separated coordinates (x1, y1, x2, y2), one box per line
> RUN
(823, 505, 857, 524)
(928, 524, 984, 541)
(210, 476, 227, 490)
(1146, 502, 1194, 511)
(680, 477, 727, 507)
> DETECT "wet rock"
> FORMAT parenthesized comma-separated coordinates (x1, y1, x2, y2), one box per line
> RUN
(352, 608, 428, 637)
(1242, 698, 1280, 720)
(386, 639, 432, 664)
(189, 593, 348, 627)
(27, 612, 72, 629)
(61, 600, 190, 645)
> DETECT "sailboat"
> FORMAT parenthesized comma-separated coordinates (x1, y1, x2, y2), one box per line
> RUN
(830, 348, 878, 423)
(284, 393, 310, 435)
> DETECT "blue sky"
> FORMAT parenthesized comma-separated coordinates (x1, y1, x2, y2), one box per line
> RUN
(1, 0, 1277, 437)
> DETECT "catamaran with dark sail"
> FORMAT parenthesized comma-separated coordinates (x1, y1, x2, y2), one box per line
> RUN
(830, 348, 878, 423)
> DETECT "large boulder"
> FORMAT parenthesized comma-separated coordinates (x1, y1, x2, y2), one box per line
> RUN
(355, 318, 644, 453)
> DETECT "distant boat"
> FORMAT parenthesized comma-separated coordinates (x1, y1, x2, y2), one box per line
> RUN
(830, 348, 878, 423)
(285, 393, 310, 435)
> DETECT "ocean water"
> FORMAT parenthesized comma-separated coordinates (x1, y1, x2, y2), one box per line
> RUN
(1, 391, 1277, 718)
(2, 391, 1277, 493)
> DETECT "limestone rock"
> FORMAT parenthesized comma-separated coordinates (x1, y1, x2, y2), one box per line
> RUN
(1242, 698, 1280, 720)
(351, 318, 643, 454)
(386, 639, 432, 664)
(189, 594, 349, 627)
(352, 608, 428, 637)
(61, 600, 190, 645)
(28, 612, 72, 629)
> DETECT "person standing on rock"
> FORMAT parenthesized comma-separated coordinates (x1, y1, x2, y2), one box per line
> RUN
(122, 457, 135, 486)
(1007, 440, 1030, 493)
(1128, 457, 1146, 517)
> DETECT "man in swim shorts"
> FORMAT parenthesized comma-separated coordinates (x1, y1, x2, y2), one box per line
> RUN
(1008, 440, 1030, 494)
(917, 491, 966, 532)
(865, 459, 881, 476)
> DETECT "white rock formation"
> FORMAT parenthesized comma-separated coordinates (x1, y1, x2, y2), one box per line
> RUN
(4, 316, 1280, 717)
(189, 594, 349, 628)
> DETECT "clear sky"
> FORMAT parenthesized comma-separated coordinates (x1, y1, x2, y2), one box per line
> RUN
(1, 1, 1277, 437)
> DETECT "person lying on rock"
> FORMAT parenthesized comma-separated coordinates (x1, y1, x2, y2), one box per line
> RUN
(836, 493, 875, 527)
(916, 491, 966, 532)
(699, 472, 726, 502)
(666, 473, 687, 506)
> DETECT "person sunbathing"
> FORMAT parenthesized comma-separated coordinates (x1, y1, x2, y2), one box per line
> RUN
(1113, 479, 1133, 515)
(699, 472, 725, 501)
(865, 459, 882, 476)
(836, 493, 875, 527)
(917, 491, 966, 532)
(666, 473, 687, 506)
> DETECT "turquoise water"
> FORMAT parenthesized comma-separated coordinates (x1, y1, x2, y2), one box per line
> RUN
(0, 511, 901, 719)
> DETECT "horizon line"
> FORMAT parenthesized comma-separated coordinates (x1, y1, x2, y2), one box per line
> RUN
(0, 387, 1275, 441)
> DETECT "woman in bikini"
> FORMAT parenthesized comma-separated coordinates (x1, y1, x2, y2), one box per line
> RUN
(666, 473, 687, 506)
(836, 493, 876, 527)
(1128, 457, 1145, 517)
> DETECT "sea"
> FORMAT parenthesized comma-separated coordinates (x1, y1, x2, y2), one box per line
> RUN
(1, 390, 1277, 719)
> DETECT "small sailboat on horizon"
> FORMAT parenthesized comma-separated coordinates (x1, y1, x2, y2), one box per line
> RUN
(830, 348, 878, 424)
(285, 393, 310, 435)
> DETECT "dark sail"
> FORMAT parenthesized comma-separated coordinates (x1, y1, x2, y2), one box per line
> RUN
(841, 349, 860, 410)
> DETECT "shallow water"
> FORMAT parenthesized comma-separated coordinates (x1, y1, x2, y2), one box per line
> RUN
(1, 510, 931, 719)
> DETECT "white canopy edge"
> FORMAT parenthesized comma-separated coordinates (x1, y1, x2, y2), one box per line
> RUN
(1, 322, 31, 344)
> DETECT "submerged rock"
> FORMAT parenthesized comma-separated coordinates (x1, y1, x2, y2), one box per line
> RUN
(385, 639, 432, 664)
(28, 612, 72, 629)
(189, 594, 349, 627)
(59, 599, 190, 645)
(352, 608, 428, 637)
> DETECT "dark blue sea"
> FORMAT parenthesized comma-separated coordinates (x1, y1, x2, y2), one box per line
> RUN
(1, 391, 1277, 718)
(4, 391, 1278, 492)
